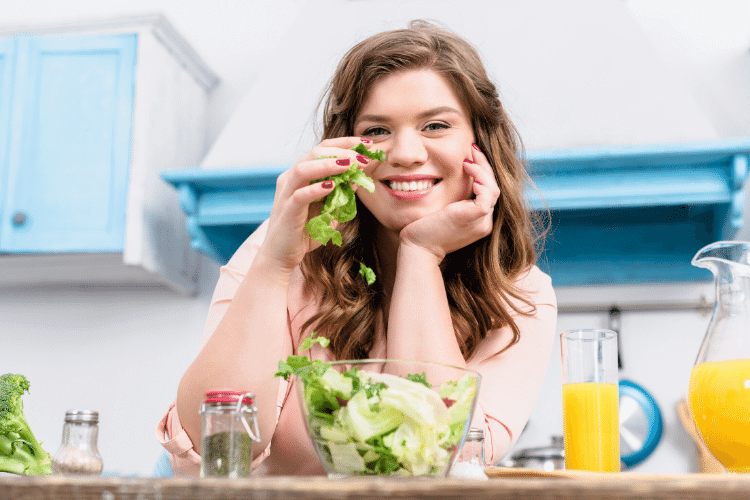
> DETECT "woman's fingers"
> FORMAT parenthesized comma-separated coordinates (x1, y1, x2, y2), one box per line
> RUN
(318, 136, 373, 151)
(463, 159, 499, 216)
(285, 157, 352, 188)
(303, 136, 376, 163)
(289, 179, 337, 207)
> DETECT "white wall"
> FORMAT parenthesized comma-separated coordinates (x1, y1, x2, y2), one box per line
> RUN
(1, 0, 749, 476)
(0, 259, 221, 476)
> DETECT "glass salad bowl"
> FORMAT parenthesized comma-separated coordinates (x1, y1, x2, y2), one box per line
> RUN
(293, 359, 482, 478)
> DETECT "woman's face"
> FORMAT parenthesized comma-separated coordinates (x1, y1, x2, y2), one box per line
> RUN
(353, 69, 476, 234)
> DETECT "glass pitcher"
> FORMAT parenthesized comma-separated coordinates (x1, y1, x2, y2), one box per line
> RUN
(688, 240, 750, 473)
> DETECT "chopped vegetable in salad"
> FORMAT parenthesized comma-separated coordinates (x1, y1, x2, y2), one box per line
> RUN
(274, 334, 478, 476)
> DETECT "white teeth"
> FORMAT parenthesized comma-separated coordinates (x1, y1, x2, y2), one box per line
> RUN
(388, 180, 435, 192)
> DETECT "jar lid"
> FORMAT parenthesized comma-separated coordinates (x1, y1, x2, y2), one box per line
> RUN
(64, 410, 99, 423)
(466, 428, 484, 440)
(204, 390, 254, 405)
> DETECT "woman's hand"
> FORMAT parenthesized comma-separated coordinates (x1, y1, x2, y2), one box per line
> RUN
(398, 145, 500, 263)
(258, 137, 372, 275)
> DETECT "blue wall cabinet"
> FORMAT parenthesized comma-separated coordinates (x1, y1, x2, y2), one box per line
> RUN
(1, 34, 135, 253)
(0, 16, 219, 294)
(163, 139, 750, 288)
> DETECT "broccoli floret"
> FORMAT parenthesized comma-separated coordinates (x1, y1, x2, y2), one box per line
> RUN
(0, 374, 52, 475)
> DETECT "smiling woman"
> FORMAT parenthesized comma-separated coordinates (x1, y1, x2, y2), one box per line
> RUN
(157, 20, 557, 477)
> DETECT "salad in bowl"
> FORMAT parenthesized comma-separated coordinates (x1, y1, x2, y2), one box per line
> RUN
(276, 335, 482, 477)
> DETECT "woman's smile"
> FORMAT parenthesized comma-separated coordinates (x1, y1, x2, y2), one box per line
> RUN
(382, 175, 441, 199)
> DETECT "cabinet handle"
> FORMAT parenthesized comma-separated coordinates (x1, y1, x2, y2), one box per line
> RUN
(12, 211, 27, 227)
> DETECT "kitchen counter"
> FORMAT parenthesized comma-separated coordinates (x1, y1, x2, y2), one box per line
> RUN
(3, 471, 750, 500)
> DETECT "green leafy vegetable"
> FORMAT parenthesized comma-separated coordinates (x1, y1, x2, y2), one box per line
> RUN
(274, 334, 477, 476)
(358, 263, 376, 285)
(405, 372, 430, 388)
(305, 143, 382, 246)
(300, 331, 331, 352)
(305, 143, 383, 285)
(274, 331, 330, 381)
(0, 374, 52, 475)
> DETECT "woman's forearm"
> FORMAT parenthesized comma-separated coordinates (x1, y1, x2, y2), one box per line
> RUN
(175, 251, 293, 457)
(385, 243, 465, 366)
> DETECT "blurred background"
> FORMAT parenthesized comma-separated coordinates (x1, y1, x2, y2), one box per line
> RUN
(1, 0, 749, 476)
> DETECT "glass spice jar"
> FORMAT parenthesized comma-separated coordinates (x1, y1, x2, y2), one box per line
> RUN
(199, 391, 260, 478)
(51, 410, 104, 476)
(457, 427, 486, 467)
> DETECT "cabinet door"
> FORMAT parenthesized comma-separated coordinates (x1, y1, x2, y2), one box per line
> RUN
(1, 34, 136, 253)
(0, 38, 16, 247)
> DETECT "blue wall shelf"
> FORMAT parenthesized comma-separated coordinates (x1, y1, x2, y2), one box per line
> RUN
(162, 139, 750, 286)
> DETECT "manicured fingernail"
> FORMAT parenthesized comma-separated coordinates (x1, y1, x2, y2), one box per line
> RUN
(359, 137, 372, 144)
(336, 158, 350, 166)
(464, 158, 474, 164)
(472, 143, 481, 151)
(356, 154, 370, 164)
(322, 180, 334, 188)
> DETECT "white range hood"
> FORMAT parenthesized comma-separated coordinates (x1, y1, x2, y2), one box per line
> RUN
(199, 0, 719, 169)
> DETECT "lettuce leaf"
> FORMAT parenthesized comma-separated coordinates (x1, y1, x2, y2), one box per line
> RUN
(305, 144, 382, 246)
(274, 332, 330, 381)
(358, 263, 376, 285)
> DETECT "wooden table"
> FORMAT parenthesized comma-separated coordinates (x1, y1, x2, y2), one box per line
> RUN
(3, 470, 750, 500)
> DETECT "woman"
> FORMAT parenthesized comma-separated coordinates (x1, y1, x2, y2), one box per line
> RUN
(157, 20, 557, 476)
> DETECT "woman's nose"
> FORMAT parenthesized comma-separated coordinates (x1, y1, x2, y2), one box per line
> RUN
(387, 130, 428, 168)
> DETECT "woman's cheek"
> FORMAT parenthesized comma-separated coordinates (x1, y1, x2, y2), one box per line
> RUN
(356, 188, 377, 212)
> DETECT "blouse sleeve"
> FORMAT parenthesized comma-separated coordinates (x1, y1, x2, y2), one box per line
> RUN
(466, 265, 558, 465)
(155, 220, 292, 476)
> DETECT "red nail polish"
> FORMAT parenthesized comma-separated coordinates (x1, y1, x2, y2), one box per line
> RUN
(359, 137, 372, 144)
(464, 158, 474, 163)
(356, 154, 370, 164)
(336, 158, 350, 166)
(472, 143, 481, 151)
(322, 180, 334, 188)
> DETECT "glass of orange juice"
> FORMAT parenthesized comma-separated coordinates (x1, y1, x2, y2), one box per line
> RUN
(560, 329, 620, 472)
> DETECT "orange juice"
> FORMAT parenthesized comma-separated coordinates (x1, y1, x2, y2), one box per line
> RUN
(562, 382, 620, 472)
(688, 358, 750, 473)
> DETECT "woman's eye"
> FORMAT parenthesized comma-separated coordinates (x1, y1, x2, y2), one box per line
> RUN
(362, 126, 389, 137)
(424, 122, 450, 131)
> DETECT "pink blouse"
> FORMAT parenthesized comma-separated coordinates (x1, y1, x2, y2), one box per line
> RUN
(156, 220, 557, 476)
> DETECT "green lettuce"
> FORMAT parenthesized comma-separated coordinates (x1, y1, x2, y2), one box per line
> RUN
(305, 143, 383, 285)
(305, 144, 383, 246)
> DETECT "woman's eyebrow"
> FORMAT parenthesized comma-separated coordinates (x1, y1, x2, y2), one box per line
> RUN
(418, 106, 461, 119)
(357, 106, 461, 124)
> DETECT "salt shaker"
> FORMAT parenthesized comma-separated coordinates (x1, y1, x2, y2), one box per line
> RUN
(51, 410, 104, 476)
(199, 391, 260, 478)
(457, 427, 486, 467)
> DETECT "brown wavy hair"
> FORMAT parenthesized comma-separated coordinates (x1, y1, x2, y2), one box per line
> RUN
(300, 20, 546, 361)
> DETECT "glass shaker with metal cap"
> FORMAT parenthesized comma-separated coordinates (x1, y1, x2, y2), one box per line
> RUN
(51, 410, 104, 475)
(200, 390, 261, 478)
(457, 427, 486, 467)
